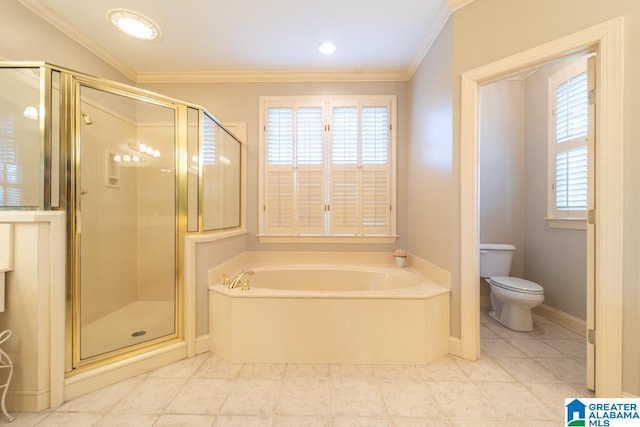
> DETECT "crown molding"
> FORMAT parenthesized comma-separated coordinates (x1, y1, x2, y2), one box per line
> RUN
(18, 0, 451, 84)
(136, 70, 411, 84)
(447, 0, 476, 11)
(17, 0, 137, 82)
(406, 0, 452, 79)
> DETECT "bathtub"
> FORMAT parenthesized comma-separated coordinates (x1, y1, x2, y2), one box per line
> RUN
(209, 264, 450, 364)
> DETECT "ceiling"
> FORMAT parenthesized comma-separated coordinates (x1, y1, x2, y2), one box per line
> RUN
(18, 0, 472, 83)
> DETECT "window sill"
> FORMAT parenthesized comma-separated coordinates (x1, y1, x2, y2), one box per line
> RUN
(257, 235, 398, 244)
(545, 218, 587, 230)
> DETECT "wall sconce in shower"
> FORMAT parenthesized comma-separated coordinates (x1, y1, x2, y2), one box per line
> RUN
(128, 143, 160, 158)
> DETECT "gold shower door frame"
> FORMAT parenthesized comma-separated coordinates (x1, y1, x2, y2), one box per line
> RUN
(65, 72, 189, 374)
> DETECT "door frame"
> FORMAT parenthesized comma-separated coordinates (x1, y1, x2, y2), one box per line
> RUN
(459, 17, 624, 396)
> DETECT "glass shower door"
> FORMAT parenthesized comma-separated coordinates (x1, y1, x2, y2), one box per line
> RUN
(76, 84, 177, 363)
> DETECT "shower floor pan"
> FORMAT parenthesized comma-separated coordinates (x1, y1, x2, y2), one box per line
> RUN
(80, 300, 175, 360)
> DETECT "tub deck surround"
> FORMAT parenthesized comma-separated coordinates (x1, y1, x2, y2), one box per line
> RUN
(209, 262, 450, 365)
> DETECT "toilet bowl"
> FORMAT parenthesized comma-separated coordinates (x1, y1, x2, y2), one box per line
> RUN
(486, 276, 544, 331)
(479, 243, 545, 331)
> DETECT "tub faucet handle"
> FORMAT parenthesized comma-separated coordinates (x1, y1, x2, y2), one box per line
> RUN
(241, 279, 251, 292)
(222, 274, 230, 286)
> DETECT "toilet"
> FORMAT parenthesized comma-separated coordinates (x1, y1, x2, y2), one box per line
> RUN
(479, 243, 544, 331)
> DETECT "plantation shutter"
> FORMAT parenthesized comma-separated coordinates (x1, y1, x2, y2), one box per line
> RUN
(260, 96, 395, 238)
(554, 71, 588, 212)
(330, 106, 360, 234)
(295, 106, 325, 234)
(361, 106, 390, 234)
(329, 102, 391, 235)
(265, 107, 295, 234)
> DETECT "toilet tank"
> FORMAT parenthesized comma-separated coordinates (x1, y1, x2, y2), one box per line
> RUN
(479, 243, 515, 278)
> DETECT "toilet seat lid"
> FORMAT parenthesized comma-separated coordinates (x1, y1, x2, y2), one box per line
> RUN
(489, 276, 544, 294)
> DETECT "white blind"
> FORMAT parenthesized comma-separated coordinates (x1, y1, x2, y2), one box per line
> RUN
(329, 102, 391, 235)
(296, 170, 325, 233)
(362, 107, 389, 164)
(267, 107, 293, 165)
(261, 97, 394, 237)
(553, 70, 588, 212)
(361, 169, 390, 232)
(330, 169, 359, 234)
(331, 107, 358, 164)
(556, 146, 587, 210)
(296, 107, 323, 165)
(265, 170, 294, 233)
(295, 107, 325, 232)
(556, 72, 588, 144)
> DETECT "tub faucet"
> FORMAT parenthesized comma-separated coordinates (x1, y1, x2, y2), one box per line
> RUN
(229, 270, 254, 289)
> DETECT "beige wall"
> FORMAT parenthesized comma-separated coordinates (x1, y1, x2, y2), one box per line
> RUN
(478, 79, 524, 301)
(407, 20, 454, 269)
(407, 18, 454, 326)
(479, 79, 525, 278)
(451, 0, 639, 395)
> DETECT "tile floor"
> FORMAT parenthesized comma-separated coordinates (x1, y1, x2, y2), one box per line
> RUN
(10, 309, 592, 426)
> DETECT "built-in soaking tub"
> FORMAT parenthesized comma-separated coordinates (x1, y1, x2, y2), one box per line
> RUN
(209, 264, 450, 364)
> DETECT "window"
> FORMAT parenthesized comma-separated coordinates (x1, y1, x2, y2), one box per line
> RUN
(259, 96, 396, 241)
(548, 58, 589, 226)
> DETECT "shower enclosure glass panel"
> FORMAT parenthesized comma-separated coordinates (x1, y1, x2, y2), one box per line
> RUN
(0, 68, 42, 208)
(78, 85, 177, 361)
(202, 112, 241, 231)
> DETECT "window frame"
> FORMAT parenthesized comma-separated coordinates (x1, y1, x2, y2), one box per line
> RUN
(546, 58, 589, 229)
(258, 95, 397, 243)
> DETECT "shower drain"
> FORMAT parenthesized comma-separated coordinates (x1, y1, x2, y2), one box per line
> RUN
(131, 330, 147, 337)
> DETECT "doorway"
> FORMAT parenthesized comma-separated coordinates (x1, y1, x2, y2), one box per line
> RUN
(69, 80, 180, 372)
(478, 56, 590, 384)
(458, 18, 624, 396)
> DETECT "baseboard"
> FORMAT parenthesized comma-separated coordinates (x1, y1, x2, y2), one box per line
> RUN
(448, 336, 462, 358)
(532, 304, 586, 337)
(195, 334, 210, 355)
(623, 392, 639, 398)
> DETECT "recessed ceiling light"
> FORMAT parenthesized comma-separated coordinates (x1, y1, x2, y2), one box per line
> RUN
(108, 9, 160, 40)
(318, 42, 337, 55)
(23, 106, 39, 120)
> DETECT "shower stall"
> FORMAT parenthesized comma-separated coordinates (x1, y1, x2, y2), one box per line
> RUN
(0, 62, 242, 381)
